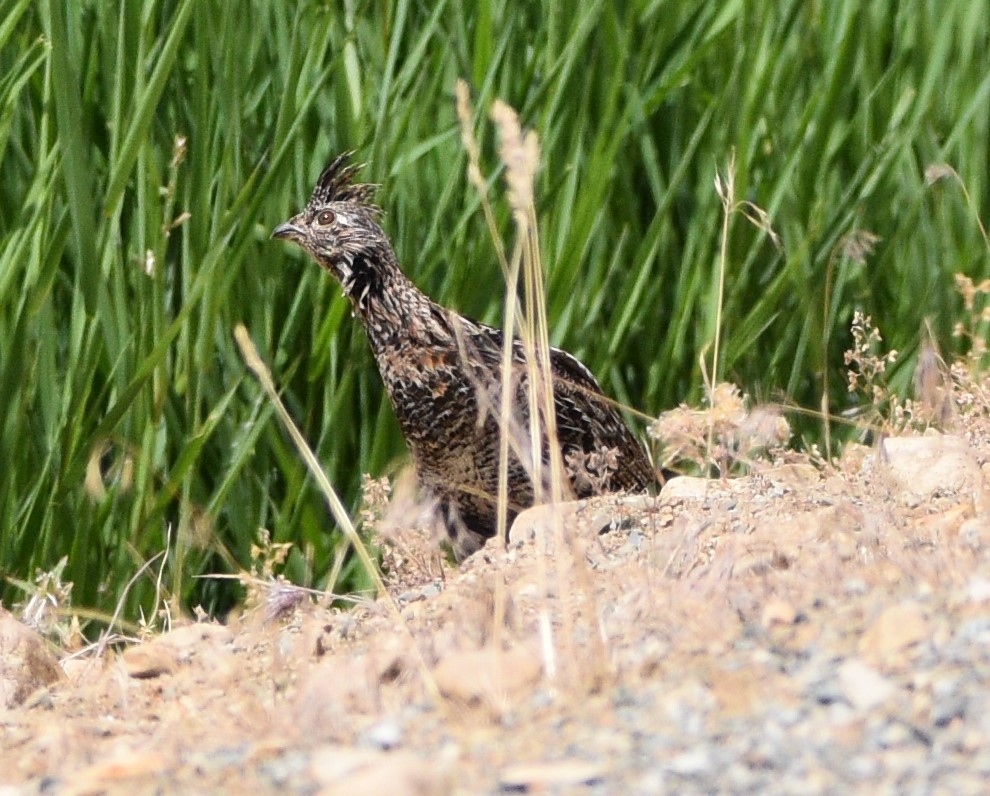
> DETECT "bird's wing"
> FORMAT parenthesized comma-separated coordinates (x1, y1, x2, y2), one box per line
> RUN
(452, 317, 656, 492)
(547, 346, 657, 492)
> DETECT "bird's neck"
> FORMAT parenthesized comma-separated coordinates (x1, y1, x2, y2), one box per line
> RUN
(348, 257, 449, 351)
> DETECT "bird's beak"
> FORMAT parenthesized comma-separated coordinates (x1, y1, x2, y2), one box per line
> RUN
(272, 221, 305, 241)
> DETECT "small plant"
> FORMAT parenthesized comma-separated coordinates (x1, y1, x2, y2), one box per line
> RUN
(369, 470, 447, 593)
(952, 274, 990, 367)
(11, 557, 81, 648)
(239, 528, 303, 621)
(944, 275, 990, 420)
(821, 228, 879, 458)
(564, 445, 620, 495)
(359, 474, 392, 533)
(839, 312, 954, 437)
(844, 311, 898, 407)
(840, 311, 914, 437)
(649, 383, 791, 477)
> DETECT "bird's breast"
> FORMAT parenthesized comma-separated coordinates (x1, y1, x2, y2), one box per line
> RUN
(376, 345, 481, 431)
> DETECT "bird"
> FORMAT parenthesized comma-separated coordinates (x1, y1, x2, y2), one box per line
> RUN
(273, 152, 658, 559)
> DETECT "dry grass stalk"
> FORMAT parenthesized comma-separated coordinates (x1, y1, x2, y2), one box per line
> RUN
(458, 83, 612, 690)
(234, 324, 442, 704)
(711, 151, 780, 462)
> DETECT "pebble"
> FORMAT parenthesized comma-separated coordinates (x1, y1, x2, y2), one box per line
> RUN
(362, 718, 403, 750)
(838, 659, 896, 710)
(665, 748, 713, 776)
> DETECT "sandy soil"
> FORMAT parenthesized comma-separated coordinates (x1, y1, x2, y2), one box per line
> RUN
(3, 423, 990, 794)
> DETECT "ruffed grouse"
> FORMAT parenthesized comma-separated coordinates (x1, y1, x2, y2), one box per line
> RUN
(273, 153, 657, 559)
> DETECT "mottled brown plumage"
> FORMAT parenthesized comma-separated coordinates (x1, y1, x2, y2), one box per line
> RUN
(273, 153, 657, 558)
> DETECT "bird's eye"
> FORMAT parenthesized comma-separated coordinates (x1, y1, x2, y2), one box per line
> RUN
(316, 209, 336, 226)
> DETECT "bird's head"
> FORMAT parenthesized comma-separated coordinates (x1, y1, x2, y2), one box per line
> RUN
(272, 152, 393, 301)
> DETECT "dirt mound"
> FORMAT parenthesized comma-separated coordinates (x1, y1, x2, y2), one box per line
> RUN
(4, 430, 990, 793)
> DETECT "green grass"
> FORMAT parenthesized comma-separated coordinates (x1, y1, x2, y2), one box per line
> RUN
(1, 0, 987, 622)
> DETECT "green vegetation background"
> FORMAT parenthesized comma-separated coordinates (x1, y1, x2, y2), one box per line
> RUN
(1, 1, 987, 620)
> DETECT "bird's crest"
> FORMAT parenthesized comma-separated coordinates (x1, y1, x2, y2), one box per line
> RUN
(307, 151, 379, 209)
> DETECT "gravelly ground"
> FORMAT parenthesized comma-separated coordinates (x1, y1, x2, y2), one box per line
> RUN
(3, 425, 990, 794)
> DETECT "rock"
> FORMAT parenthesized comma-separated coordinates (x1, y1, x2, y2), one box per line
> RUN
(60, 655, 103, 687)
(121, 643, 178, 678)
(930, 677, 968, 727)
(295, 639, 411, 733)
(309, 747, 447, 796)
(660, 476, 713, 501)
(498, 760, 607, 790)
(432, 644, 541, 713)
(966, 577, 990, 603)
(69, 751, 169, 790)
(759, 463, 822, 488)
(666, 747, 714, 776)
(868, 434, 987, 508)
(509, 495, 654, 549)
(0, 609, 65, 707)
(711, 665, 789, 716)
(361, 717, 403, 750)
(157, 622, 233, 652)
(309, 747, 380, 783)
(779, 502, 865, 545)
(838, 659, 896, 710)
(859, 602, 929, 666)
(761, 598, 798, 628)
(120, 622, 233, 678)
(909, 503, 975, 546)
